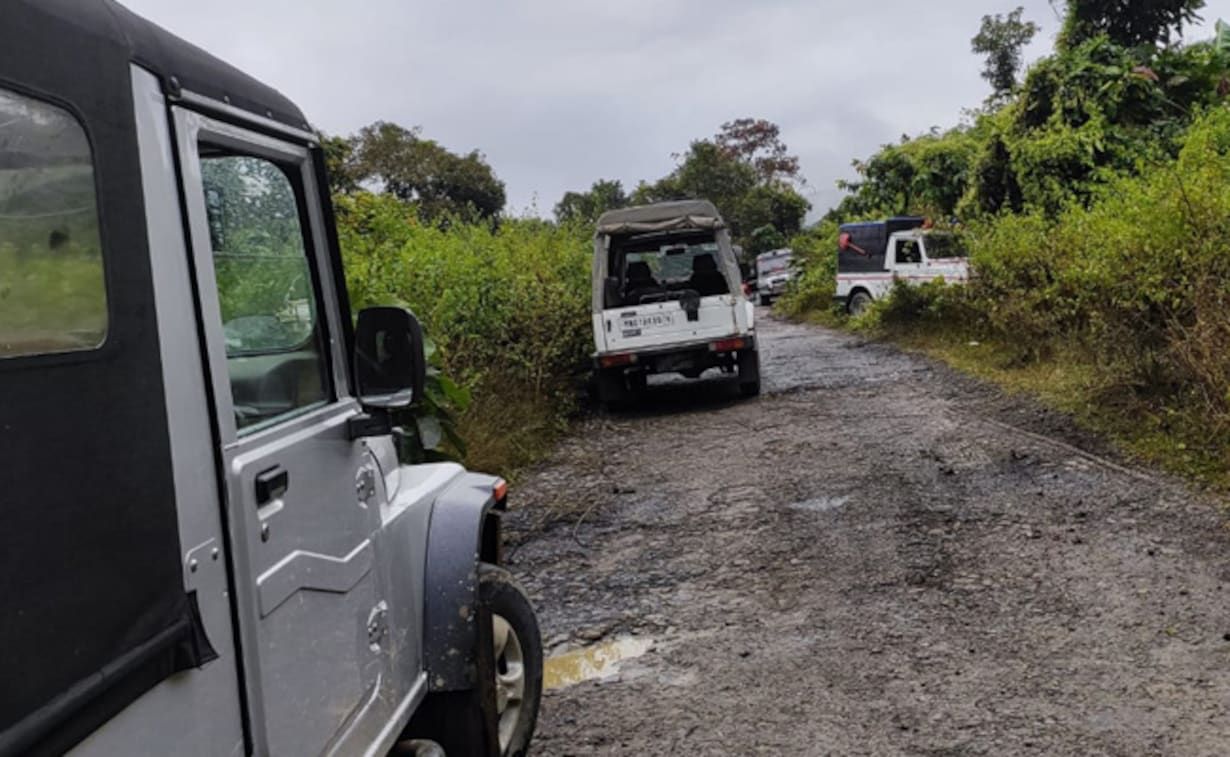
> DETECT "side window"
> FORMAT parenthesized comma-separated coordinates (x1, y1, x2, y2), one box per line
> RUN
(896, 240, 921, 265)
(0, 87, 106, 358)
(200, 152, 330, 432)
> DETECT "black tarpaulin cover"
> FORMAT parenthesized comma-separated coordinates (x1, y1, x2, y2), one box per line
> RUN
(1, 2, 234, 754)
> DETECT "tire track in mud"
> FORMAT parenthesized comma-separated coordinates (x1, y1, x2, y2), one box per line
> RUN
(505, 313, 1230, 756)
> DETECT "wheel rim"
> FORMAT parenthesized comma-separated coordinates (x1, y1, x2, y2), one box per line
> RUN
(492, 613, 526, 754)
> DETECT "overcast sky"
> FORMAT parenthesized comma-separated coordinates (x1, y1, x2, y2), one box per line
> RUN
(123, 0, 1230, 219)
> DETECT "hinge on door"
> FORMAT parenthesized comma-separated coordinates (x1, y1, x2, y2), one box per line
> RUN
(347, 412, 392, 440)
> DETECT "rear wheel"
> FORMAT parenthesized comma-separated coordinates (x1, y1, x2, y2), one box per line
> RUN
(738, 349, 761, 397)
(847, 290, 873, 316)
(595, 371, 629, 410)
(628, 371, 648, 396)
(758, 293, 770, 307)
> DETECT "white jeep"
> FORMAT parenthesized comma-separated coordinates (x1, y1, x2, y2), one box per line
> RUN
(836, 227, 970, 315)
(591, 201, 760, 405)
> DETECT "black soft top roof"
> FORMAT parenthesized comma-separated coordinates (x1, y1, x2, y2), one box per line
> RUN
(12, 0, 309, 130)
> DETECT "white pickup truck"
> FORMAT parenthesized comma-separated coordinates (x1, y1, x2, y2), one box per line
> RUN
(590, 200, 760, 406)
(836, 222, 970, 315)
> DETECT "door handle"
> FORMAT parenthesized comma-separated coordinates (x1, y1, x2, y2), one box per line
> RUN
(255, 466, 289, 505)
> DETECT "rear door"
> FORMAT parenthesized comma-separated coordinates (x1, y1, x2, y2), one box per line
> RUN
(174, 108, 392, 755)
(601, 240, 739, 353)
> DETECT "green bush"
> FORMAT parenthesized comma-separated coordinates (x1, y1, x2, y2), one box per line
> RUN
(776, 221, 839, 318)
(334, 192, 593, 472)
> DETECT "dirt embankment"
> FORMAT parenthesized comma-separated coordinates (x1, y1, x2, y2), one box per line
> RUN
(506, 313, 1230, 756)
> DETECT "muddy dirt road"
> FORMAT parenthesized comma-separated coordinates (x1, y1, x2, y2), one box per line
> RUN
(505, 313, 1230, 756)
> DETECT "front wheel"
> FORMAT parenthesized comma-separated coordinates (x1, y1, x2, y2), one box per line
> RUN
(404, 565, 542, 757)
(482, 564, 543, 757)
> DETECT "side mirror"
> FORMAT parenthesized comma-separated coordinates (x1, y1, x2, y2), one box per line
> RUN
(353, 306, 426, 411)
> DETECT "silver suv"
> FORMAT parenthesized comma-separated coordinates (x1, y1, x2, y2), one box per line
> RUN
(0, 2, 541, 755)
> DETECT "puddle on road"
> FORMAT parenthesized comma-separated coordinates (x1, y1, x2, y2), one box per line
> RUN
(543, 637, 654, 691)
(790, 495, 850, 513)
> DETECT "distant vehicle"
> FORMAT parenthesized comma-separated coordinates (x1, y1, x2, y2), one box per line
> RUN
(1, 2, 541, 756)
(591, 200, 761, 405)
(754, 248, 795, 306)
(835, 218, 970, 315)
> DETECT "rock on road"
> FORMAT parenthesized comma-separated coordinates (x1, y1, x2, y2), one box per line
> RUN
(504, 312, 1230, 756)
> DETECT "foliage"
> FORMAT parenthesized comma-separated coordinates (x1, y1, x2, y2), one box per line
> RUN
(1058, 0, 1205, 49)
(747, 225, 787, 257)
(838, 28, 1230, 223)
(853, 278, 977, 332)
(713, 118, 803, 183)
(832, 127, 981, 220)
(334, 191, 593, 472)
(339, 122, 506, 223)
(972, 7, 1041, 103)
(775, 220, 839, 318)
(394, 337, 473, 463)
(554, 179, 629, 225)
(633, 120, 810, 248)
(0, 243, 105, 354)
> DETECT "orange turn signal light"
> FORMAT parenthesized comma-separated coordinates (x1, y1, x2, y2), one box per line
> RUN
(493, 478, 508, 502)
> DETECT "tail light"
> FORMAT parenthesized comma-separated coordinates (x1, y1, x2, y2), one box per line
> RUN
(710, 338, 747, 352)
(600, 353, 637, 368)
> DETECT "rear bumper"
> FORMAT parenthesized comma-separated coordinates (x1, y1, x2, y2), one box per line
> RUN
(593, 334, 756, 374)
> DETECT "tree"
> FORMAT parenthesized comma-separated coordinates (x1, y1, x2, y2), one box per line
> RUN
(714, 118, 803, 184)
(319, 133, 360, 195)
(1057, 0, 1204, 49)
(349, 121, 506, 223)
(747, 225, 787, 257)
(633, 122, 810, 247)
(971, 7, 1040, 103)
(554, 179, 629, 224)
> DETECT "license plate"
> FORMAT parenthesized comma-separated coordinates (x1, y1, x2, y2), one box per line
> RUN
(620, 311, 676, 337)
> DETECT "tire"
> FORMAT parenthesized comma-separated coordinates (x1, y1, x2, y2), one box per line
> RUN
(595, 371, 628, 411)
(738, 349, 761, 397)
(481, 564, 543, 757)
(403, 565, 543, 757)
(627, 371, 648, 396)
(758, 293, 770, 307)
(847, 290, 873, 316)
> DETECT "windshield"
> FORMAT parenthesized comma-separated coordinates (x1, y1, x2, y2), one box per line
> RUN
(757, 253, 792, 276)
(924, 233, 968, 259)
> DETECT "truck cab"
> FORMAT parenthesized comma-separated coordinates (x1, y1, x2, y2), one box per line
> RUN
(835, 222, 969, 315)
(591, 200, 760, 405)
(0, 3, 541, 756)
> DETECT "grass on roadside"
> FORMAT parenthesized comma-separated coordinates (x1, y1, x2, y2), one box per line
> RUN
(868, 322, 1230, 491)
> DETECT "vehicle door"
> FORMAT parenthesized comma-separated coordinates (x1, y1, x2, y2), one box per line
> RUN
(173, 108, 395, 756)
(602, 237, 739, 352)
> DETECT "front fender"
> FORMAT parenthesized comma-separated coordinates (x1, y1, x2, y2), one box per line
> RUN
(422, 471, 504, 692)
